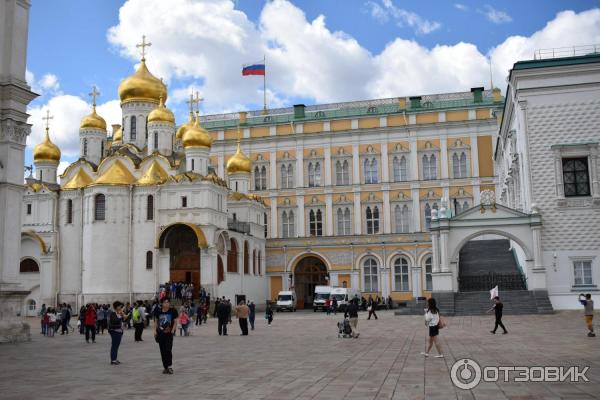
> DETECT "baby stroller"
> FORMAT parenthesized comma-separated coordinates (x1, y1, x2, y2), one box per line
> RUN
(337, 318, 353, 338)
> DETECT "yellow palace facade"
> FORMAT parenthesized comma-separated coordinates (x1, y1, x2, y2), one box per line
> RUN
(204, 88, 503, 308)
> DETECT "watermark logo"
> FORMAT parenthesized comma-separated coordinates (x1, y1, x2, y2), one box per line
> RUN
(450, 358, 589, 390)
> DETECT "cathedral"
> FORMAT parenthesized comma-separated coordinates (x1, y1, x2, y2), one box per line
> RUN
(21, 50, 267, 312)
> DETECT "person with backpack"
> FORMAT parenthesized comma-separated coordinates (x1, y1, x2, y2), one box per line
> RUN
(84, 303, 97, 343)
(236, 300, 250, 336)
(579, 293, 596, 337)
(344, 298, 360, 338)
(108, 301, 127, 365)
(421, 297, 444, 358)
(132, 302, 145, 342)
(154, 297, 178, 374)
(487, 296, 508, 335)
(179, 308, 190, 336)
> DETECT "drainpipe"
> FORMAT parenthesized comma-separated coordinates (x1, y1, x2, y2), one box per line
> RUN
(128, 185, 133, 304)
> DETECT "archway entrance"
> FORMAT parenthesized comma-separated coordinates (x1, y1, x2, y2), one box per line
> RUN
(294, 255, 328, 309)
(158, 224, 202, 291)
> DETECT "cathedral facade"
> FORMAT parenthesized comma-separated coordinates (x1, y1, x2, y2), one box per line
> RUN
(21, 55, 267, 313)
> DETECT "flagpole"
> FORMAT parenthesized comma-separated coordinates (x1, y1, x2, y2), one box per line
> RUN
(263, 54, 267, 115)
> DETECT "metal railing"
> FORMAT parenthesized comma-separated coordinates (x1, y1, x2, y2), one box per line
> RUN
(227, 219, 250, 234)
(534, 44, 600, 60)
(459, 272, 527, 292)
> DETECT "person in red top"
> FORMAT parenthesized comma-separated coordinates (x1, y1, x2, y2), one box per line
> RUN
(84, 304, 97, 343)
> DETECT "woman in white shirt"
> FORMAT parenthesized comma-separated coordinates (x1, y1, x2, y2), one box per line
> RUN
(421, 297, 443, 358)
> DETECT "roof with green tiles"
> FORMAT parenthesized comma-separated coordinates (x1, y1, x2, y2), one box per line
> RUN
(512, 52, 600, 71)
(198, 89, 503, 131)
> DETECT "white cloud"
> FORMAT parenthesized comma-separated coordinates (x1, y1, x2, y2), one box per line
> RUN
(482, 4, 512, 24)
(455, 4, 468, 11)
(39, 74, 60, 92)
(365, 0, 441, 34)
(57, 161, 70, 176)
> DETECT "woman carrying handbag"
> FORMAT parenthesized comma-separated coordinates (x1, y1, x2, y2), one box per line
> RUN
(421, 297, 444, 358)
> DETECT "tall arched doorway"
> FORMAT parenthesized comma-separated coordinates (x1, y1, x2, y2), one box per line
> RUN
(294, 255, 328, 309)
(158, 224, 202, 290)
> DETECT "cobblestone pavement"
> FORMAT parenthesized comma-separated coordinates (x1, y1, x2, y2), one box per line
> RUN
(1, 310, 599, 400)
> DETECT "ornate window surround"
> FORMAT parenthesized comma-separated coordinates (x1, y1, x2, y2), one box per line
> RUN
(551, 142, 600, 209)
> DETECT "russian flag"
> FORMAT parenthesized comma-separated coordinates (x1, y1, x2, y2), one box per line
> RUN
(242, 62, 265, 76)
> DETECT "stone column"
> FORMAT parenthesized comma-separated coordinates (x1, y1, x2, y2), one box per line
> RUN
(324, 146, 332, 186)
(440, 138, 448, 179)
(353, 189, 361, 235)
(381, 142, 389, 182)
(200, 247, 217, 297)
(296, 194, 305, 237)
(439, 230, 449, 272)
(296, 148, 304, 188)
(325, 193, 333, 236)
(410, 139, 418, 181)
(270, 200, 278, 238)
(352, 143, 360, 184)
(470, 134, 479, 177)
(269, 150, 277, 189)
(431, 231, 440, 273)
(383, 188, 391, 234)
(411, 186, 420, 232)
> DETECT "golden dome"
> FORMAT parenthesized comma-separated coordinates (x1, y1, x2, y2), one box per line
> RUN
(175, 112, 194, 140)
(80, 106, 107, 130)
(94, 160, 136, 185)
(137, 160, 168, 186)
(226, 141, 251, 174)
(148, 97, 175, 125)
(118, 59, 167, 104)
(111, 124, 122, 144)
(33, 130, 61, 163)
(182, 115, 213, 149)
(62, 168, 93, 190)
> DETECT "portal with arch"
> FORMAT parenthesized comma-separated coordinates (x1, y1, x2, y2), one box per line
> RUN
(292, 254, 329, 309)
(157, 223, 206, 290)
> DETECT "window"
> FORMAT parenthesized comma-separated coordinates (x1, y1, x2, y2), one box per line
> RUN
(217, 256, 225, 284)
(28, 299, 36, 311)
(393, 156, 408, 182)
(227, 239, 238, 273)
(309, 209, 323, 236)
(181, 196, 187, 208)
(191, 159, 195, 171)
(366, 206, 379, 234)
(363, 258, 378, 292)
(336, 207, 351, 235)
(66, 199, 73, 224)
(83, 138, 88, 157)
(308, 162, 321, 187)
(573, 260, 593, 286)
(146, 251, 153, 270)
(101, 141, 104, 157)
(253, 250, 257, 275)
(20, 258, 39, 273)
(394, 257, 410, 291)
(40, 170, 43, 181)
(154, 131, 158, 151)
(394, 204, 409, 233)
(452, 152, 468, 178)
(243, 242, 249, 274)
(423, 154, 437, 180)
(130, 116, 137, 140)
(281, 163, 294, 189)
(364, 158, 378, 184)
(258, 251, 262, 275)
(424, 202, 437, 230)
(94, 194, 105, 221)
(254, 166, 267, 190)
(315, 162, 321, 186)
(425, 256, 433, 291)
(563, 158, 590, 197)
(263, 213, 268, 238)
(146, 195, 154, 221)
(26, 204, 31, 215)
(281, 210, 295, 238)
(335, 160, 350, 185)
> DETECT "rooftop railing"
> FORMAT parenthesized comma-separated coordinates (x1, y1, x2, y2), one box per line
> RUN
(533, 44, 600, 60)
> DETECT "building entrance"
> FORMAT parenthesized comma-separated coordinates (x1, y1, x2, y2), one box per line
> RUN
(294, 256, 328, 309)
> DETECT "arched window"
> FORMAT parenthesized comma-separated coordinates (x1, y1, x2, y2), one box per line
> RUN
(66, 199, 73, 224)
(130, 116, 137, 140)
(309, 209, 322, 236)
(395, 204, 409, 233)
(425, 256, 433, 291)
(227, 239, 238, 273)
(282, 211, 289, 238)
(153, 131, 158, 151)
(399, 156, 407, 181)
(342, 160, 349, 184)
(393, 157, 401, 182)
(263, 213, 268, 238)
(452, 153, 459, 178)
(314, 162, 321, 186)
(287, 164, 294, 187)
(335, 161, 342, 185)
(258, 251, 262, 275)
(424, 203, 431, 230)
(401, 204, 410, 232)
(281, 163, 294, 188)
(394, 257, 410, 291)
(260, 166, 267, 190)
(363, 258, 378, 292)
(254, 166, 261, 190)
(146, 195, 154, 221)
(146, 251, 153, 269)
(280, 164, 287, 188)
(429, 154, 437, 179)
(363, 158, 370, 183)
(366, 206, 379, 234)
(20, 258, 39, 273)
(191, 159, 195, 171)
(371, 159, 378, 183)
(83, 138, 88, 157)
(217, 256, 225, 284)
(462, 201, 469, 212)
(308, 162, 315, 187)
(452, 152, 468, 178)
(460, 152, 467, 177)
(343, 208, 351, 235)
(243, 241, 249, 274)
(253, 250, 257, 275)
(94, 194, 106, 221)
(28, 299, 36, 311)
(336, 208, 351, 235)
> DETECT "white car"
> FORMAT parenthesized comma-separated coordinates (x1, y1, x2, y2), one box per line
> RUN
(276, 291, 297, 312)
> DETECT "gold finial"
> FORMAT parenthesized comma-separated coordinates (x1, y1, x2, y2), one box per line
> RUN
(194, 91, 204, 114)
(236, 125, 242, 143)
(42, 109, 54, 133)
(88, 85, 100, 109)
(186, 92, 195, 116)
(136, 35, 152, 61)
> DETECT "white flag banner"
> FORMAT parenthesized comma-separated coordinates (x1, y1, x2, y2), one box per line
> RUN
(490, 285, 499, 300)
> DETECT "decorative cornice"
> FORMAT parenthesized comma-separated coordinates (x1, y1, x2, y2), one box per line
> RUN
(0, 119, 30, 145)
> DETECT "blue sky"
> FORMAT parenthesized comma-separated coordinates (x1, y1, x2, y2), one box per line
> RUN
(24, 0, 600, 170)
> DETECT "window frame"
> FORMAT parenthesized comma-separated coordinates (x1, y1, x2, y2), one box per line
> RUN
(363, 258, 379, 292)
(425, 256, 433, 291)
(94, 193, 106, 221)
(562, 157, 591, 197)
(573, 259, 593, 286)
(146, 251, 153, 270)
(393, 257, 410, 292)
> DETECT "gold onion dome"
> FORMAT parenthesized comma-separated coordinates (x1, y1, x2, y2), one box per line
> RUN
(176, 112, 194, 140)
(182, 115, 213, 149)
(33, 130, 61, 163)
(148, 97, 175, 124)
(118, 58, 167, 104)
(80, 105, 107, 130)
(226, 141, 251, 174)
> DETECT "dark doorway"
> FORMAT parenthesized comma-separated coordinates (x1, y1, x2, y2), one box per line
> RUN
(294, 256, 328, 309)
(160, 224, 201, 290)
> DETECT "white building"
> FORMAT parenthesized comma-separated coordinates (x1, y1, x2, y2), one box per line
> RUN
(495, 50, 600, 309)
(20, 53, 267, 314)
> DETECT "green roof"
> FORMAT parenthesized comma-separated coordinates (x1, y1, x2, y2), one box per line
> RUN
(201, 94, 502, 131)
(513, 53, 600, 71)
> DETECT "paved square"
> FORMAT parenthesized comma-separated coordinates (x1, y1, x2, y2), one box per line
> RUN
(1, 310, 599, 399)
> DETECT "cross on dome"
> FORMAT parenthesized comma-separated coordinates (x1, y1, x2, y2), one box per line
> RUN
(88, 85, 100, 107)
(136, 35, 152, 61)
(42, 109, 53, 132)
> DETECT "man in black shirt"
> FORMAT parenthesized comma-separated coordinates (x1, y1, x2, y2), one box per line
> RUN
(154, 298, 178, 374)
(216, 300, 230, 336)
(344, 298, 360, 338)
(487, 296, 508, 334)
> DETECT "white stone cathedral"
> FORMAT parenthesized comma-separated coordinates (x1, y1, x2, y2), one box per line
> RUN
(20, 49, 267, 313)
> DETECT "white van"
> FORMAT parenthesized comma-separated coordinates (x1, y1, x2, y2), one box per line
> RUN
(313, 285, 332, 312)
(276, 291, 297, 312)
(330, 287, 360, 311)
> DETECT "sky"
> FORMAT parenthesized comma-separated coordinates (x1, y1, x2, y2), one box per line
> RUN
(24, 0, 600, 173)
